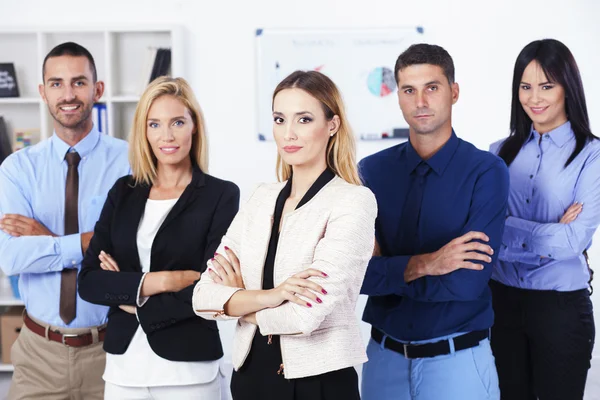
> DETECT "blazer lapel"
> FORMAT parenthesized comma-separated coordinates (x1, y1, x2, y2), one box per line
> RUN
(240, 182, 283, 290)
(127, 182, 151, 272)
(156, 164, 206, 236)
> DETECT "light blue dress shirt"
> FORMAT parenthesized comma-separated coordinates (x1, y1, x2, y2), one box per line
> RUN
(490, 121, 600, 291)
(0, 126, 130, 327)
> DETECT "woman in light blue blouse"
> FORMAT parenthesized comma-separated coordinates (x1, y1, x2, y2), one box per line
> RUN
(489, 39, 599, 400)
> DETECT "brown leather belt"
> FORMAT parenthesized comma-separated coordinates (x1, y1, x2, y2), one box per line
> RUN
(23, 312, 106, 347)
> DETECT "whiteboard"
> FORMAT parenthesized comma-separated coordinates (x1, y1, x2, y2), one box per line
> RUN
(255, 27, 425, 141)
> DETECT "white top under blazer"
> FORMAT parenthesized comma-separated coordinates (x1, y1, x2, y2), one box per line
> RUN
(104, 198, 219, 387)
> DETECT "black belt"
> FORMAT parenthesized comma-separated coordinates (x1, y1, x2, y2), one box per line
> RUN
(371, 327, 489, 359)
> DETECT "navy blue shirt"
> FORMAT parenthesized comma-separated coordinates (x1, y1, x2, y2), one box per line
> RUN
(359, 132, 509, 341)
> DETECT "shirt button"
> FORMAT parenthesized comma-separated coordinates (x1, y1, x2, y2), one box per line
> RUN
(71, 260, 76, 265)
(526, 199, 530, 204)
(529, 175, 534, 179)
(522, 243, 527, 248)
(520, 277, 524, 282)
(537, 154, 540, 158)
(548, 254, 552, 258)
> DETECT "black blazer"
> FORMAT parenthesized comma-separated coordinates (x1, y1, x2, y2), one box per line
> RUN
(78, 165, 239, 362)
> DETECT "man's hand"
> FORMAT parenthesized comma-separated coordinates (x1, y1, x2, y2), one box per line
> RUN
(0, 214, 56, 237)
(81, 232, 94, 254)
(404, 231, 493, 283)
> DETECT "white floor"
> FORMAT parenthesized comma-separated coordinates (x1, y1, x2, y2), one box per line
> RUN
(585, 363, 600, 400)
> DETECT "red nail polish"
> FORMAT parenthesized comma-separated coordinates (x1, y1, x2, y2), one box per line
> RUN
(211, 258, 215, 261)
(306, 302, 312, 307)
(214, 252, 218, 256)
(322, 289, 327, 295)
(224, 246, 229, 250)
(316, 298, 322, 303)
(322, 272, 328, 277)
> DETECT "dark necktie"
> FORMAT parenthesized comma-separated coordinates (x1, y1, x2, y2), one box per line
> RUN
(60, 150, 81, 325)
(398, 162, 431, 254)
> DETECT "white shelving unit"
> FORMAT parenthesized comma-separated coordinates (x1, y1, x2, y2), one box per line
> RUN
(0, 364, 13, 373)
(0, 98, 40, 105)
(0, 287, 22, 308)
(0, 26, 184, 377)
(0, 279, 22, 373)
(0, 26, 184, 145)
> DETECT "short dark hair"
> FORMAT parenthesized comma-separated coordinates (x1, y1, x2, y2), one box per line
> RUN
(394, 43, 455, 85)
(42, 42, 97, 82)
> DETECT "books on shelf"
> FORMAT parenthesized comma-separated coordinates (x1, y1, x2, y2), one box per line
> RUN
(139, 47, 172, 94)
(92, 103, 108, 135)
(150, 48, 172, 81)
(0, 63, 19, 98)
(13, 129, 38, 151)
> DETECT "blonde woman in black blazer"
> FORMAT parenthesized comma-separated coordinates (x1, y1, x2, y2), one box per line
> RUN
(79, 77, 239, 399)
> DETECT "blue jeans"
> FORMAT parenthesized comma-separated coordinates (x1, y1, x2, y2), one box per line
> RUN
(361, 332, 500, 400)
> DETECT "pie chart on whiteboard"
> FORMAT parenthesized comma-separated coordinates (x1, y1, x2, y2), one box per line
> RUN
(367, 67, 397, 97)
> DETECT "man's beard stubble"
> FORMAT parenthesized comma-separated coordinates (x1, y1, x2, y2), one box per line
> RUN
(48, 101, 93, 130)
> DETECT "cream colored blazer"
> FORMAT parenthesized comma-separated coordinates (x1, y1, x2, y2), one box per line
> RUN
(193, 176, 377, 379)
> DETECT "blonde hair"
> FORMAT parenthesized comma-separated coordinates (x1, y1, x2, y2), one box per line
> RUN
(272, 70, 361, 185)
(129, 76, 208, 186)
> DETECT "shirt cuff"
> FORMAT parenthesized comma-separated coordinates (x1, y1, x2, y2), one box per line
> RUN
(499, 244, 542, 266)
(58, 233, 83, 270)
(503, 216, 533, 249)
(136, 273, 149, 307)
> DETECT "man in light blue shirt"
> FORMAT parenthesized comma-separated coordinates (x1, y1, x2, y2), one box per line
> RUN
(0, 42, 130, 400)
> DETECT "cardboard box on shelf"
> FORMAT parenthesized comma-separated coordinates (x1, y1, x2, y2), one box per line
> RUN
(0, 306, 24, 364)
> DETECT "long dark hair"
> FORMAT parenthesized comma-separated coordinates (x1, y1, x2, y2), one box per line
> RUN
(499, 39, 597, 291)
(498, 39, 597, 168)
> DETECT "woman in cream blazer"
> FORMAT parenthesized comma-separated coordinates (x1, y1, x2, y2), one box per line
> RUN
(193, 70, 377, 400)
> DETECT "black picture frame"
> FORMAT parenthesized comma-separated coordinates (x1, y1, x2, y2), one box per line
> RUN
(0, 63, 20, 98)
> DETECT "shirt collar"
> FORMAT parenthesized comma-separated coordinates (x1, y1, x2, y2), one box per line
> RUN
(404, 130, 460, 176)
(51, 124, 101, 162)
(528, 121, 573, 148)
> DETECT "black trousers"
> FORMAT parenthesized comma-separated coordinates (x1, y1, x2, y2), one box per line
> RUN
(490, 280, 595, 400)
(231, 333, 360, 400)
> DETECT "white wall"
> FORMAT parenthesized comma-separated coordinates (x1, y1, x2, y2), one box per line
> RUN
(2, 0, 600, 397)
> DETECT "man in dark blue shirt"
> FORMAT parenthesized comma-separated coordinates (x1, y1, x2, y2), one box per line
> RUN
(359, 44, 508, 400)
